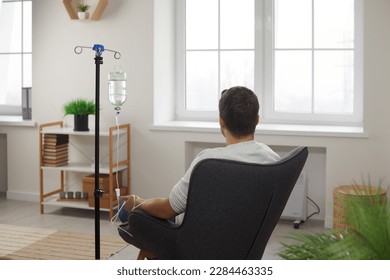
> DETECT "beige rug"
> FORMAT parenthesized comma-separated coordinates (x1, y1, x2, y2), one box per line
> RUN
(0, 224, 127, 260)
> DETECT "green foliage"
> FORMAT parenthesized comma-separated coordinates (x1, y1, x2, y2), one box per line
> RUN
(278, 231, 347, 260)
(77, 3, 90, 12)
(279, 185, 390, 260)
(63, 98, 95, 116)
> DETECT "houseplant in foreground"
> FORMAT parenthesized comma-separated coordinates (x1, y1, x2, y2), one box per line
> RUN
(278, 183, 390, 260)
(63, 98, 95, 131)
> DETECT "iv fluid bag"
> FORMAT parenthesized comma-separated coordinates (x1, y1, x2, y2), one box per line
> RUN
(108, 71, 127, 109)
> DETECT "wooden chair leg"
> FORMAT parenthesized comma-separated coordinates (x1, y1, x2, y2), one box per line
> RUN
(137, 249, 157, 260)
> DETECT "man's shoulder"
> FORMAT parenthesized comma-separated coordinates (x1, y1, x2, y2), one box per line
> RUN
(196, 146, 227, 158)
(195, 141, 281, 163)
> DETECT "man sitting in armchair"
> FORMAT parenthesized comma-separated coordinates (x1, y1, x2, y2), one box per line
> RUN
(118, 86, 280, 259)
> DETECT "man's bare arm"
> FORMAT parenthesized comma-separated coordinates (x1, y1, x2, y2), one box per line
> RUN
(136, 197, 177, 220)
(122, 195, 177, 220)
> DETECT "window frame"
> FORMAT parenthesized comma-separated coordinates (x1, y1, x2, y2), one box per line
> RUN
(262, 0, 363, 126)
(175, 0, 363, 126)
(0, 0, 32, 116)
(176, 0, 219, 121)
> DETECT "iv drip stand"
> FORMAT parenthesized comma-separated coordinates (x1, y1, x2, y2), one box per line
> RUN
(74, 44, 121, 260)
(94, 48, 103, 260)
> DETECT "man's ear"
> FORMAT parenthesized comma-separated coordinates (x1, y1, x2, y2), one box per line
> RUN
(219, 116, 224, 127)
(256, 114, 260, 125)
(219, 117, 226, 137)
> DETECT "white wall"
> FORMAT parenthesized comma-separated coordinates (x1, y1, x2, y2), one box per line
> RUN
(0, 0, 389, 228)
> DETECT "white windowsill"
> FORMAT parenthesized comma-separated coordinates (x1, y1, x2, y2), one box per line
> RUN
(0, 116, 37, 127)
(151, 121, 367, 138)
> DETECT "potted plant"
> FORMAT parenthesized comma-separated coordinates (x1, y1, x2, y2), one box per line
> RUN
(63, 98, 95, 131)
(278, 184, 389, 260)
(77, 2, 90, 20)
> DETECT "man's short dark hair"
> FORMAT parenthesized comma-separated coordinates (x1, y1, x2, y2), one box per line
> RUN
(219, 86, 259, 138)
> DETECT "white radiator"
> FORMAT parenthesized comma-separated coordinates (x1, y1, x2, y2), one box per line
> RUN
(281, 171, 307, 228)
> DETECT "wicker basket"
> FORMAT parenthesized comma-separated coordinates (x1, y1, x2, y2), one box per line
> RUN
(333, 185, 387, 229)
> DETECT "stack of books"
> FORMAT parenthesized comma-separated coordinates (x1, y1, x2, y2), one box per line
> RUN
(42, 134, 69, 166)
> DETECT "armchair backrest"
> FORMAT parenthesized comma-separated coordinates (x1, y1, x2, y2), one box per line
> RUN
(176, 146, 308, 259)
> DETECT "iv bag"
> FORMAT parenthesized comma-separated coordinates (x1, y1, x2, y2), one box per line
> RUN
(108, 70, 127, 110)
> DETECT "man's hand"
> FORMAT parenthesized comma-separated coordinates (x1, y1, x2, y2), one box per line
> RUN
(120, 195, 145, 212)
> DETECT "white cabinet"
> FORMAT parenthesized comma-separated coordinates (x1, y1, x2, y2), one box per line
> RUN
(39, 121, 131, 219)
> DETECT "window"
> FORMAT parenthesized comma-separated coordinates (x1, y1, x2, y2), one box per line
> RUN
(0, 0, 32, 116)
(176, 0, 363, 125)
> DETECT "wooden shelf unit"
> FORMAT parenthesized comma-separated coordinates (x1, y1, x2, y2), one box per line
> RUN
(39, 121, 131, 219)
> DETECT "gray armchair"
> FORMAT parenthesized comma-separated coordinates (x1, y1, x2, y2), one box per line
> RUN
(119, 146, 308, 259)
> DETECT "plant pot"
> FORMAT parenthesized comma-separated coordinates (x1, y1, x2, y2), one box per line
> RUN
(333, 185, 387, 229)
(78, 12, 89, 20)
(74, 115, 89, 131)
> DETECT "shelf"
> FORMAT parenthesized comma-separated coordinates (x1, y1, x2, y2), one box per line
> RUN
(63, 0, 108, 21)
(42, 195, 118, 212)
(41, 126, 127, 137)
(39, 121, 131, 219)
(41, 162, 128, 174)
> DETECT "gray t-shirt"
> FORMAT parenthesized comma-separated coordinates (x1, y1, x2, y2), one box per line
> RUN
(169, 140, 281, 222)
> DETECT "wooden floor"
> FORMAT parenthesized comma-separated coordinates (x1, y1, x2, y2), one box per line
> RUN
(0, 193, 325, 260)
